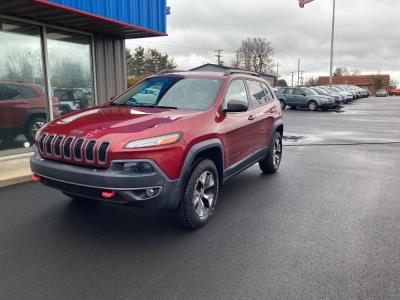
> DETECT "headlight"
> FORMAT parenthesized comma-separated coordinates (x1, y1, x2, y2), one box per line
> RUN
(124, 132, 182, 149)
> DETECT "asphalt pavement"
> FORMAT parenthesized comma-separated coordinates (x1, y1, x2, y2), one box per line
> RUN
(1, 97, 400, 299)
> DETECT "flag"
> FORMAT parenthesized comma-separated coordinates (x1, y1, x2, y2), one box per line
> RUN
(299, 0, 314, 8)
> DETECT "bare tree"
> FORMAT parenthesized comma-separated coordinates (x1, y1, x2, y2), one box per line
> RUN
(333, 67, 350, 76)
(236, 38, 274, 74)
(305, 77, 319, 86)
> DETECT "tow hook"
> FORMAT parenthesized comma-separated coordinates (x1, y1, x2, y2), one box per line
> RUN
(101, 191, 116, 198)
(32, 175, 41, 182)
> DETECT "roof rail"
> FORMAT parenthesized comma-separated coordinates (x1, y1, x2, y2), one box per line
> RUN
(157, 69, 186, 74)
(223, 69, 260, 77)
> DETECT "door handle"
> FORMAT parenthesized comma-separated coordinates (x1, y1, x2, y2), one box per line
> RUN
(248, 115, 255, 121)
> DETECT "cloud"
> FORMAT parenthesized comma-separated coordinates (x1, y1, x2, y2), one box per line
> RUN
(126, 0, 400, 84)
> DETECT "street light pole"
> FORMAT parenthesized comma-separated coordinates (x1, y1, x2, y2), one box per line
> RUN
(329, 0, 336, 87)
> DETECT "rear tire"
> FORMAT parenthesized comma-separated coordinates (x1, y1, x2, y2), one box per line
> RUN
(178, 159, 219, 229)
(259, 131, 282, 174)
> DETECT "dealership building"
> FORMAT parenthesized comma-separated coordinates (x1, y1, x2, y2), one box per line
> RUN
(0, 0, 169, 158)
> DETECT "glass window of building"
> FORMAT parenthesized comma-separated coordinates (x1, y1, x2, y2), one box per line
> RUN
(0, 20, 46, 156)
(46, 29, 94, 116)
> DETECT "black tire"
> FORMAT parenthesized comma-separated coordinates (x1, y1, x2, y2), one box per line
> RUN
(24, 115, 47, 144)
(308, 100, 318, 111)
(259, 131, 282, 174)
(279, 100, 287, 110)
(178, 159, 220, 229)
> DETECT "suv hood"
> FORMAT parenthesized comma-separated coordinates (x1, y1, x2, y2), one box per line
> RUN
(43, 105, 200, 139)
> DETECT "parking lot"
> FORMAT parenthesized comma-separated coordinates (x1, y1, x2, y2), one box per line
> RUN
(1, 96, 400, 299)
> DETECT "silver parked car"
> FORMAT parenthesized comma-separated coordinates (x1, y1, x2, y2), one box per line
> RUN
(376, 89, 388, 97)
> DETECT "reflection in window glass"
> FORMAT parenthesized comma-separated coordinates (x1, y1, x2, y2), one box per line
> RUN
(224, 80, 248, 108)
(0, 20, 47, 156)
(47, 29, 94, 116)
(247, 80, 267, 107)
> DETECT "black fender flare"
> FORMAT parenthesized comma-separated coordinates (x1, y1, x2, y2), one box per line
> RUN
(168, 139, 224, 209)
(23, 109, 47, 128)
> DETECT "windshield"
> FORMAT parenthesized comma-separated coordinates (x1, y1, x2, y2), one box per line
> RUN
(312, 87, 328, 95)
(305, 88, 318, 95)
(113, 77, 223, 111)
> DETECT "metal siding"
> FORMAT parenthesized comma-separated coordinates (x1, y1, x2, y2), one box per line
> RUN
(94, 35, 127, 104)
(47, 0, 167, 33)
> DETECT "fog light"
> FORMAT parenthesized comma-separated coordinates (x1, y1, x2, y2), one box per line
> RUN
(146, 188, 157, 198)
(130, 187, 161, 201)
(123, 162, 154, 173)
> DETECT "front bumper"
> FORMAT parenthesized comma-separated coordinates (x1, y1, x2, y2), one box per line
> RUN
(30, 152, 180, 210)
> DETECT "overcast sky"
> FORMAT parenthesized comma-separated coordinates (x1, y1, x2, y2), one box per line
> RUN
(126, 0, 400, 85)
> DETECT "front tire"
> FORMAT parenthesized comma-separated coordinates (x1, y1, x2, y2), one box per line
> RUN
(259, 132, 282, 174)
(308, 100, 318, 111)
(178, 159, 219, 229)
(279, 100, 287, 110)
(25, 116, 47, 144)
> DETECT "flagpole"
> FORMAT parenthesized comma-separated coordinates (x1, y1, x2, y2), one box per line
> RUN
(329, 0, 336, 87)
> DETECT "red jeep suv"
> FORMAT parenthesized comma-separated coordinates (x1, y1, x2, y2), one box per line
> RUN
(31, 71, 283, 229)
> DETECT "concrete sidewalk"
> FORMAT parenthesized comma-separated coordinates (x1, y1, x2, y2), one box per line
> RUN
(0, 156, 32, 188)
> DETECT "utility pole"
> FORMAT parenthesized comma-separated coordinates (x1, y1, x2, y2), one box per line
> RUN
(329, 0, 336, 87)
(276, 60, 279, 78)
(215, 49, 223, 66)
(297, 58, 301, 86)
(291, 72, 295, 87)
(300, 71, 304, 86)
(234, 50, 240, 68)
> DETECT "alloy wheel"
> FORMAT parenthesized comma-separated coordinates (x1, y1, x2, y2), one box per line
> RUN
(273, 137, 282, 168)
(193, 171, 216, 218)
(31, 120, 46, 139)
(308, 101, 317, 111)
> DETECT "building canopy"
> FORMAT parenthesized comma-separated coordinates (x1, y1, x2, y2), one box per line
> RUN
(0, 0, 168, 38)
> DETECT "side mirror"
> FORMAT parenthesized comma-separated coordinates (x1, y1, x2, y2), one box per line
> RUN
(223, 99, 248, 113)
(110, 95, 116, 101)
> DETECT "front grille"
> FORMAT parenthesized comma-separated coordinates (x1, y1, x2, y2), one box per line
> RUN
(39, 133, 110, 166)
(98, 142, 110, 164)
(73, 138, 85, 161)
(85, 140, 96, 162)
(54, 135, 64, 157)
(46, 135, 55, 155)
(39, 133, 47, 153)
(63, 137, 74, 159)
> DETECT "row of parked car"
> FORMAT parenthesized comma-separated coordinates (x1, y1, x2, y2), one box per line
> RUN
(275, 85, 369, 111)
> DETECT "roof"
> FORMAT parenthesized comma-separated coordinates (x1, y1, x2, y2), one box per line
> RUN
(190, 64, 232, 71)
(319, 74, 390, 86)
(1, 0, 168, 38)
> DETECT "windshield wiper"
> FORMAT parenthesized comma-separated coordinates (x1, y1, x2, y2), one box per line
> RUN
(133, 104, 178, 109)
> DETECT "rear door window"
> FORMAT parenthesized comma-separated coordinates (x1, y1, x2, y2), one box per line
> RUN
(246, 80, 267, 107)
(260, 82, 274, 102)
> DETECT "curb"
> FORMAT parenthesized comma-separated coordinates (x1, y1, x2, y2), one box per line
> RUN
(0, 174, 32, 188)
